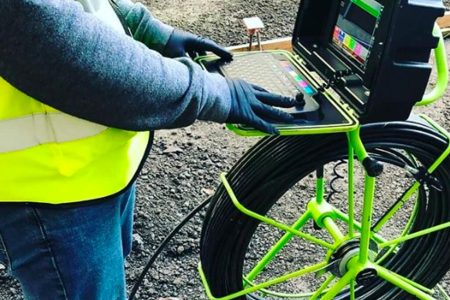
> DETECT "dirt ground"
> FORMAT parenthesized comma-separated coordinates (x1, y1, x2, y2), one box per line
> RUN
(1, 0, 450, 299)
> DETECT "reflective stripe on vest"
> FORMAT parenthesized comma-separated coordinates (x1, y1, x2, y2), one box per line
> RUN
(0, 113, 107, 153)
(0, 0, 149, 204)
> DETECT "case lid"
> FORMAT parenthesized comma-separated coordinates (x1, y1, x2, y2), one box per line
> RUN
(292, 0, 445, 123)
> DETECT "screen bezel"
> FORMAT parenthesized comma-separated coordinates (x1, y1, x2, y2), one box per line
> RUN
(330, 0, 384, 70)
(292, 0, 395, 89)
(328, 0, 391, 82)
(291, 0, 444, 123)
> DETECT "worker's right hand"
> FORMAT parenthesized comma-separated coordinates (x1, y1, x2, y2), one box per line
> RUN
(226, 79, 296, 134)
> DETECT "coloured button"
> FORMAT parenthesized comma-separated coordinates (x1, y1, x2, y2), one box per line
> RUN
(304, 87, 315, 95)
(299, 81, 308, 88)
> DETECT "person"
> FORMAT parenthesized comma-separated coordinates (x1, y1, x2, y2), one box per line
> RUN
(0, 0, 295, 299)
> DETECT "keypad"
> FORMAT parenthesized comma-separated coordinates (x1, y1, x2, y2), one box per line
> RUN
(221, 53, 316, 98)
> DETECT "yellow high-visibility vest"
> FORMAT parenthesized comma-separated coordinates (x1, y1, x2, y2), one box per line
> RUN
(0, 0, 150, 204)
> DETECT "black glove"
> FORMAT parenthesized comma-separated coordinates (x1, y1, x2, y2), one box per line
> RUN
(226, 79, 296, 134)
(163, 29, 233, 60)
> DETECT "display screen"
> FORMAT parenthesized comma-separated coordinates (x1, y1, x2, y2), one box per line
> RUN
(332, 0, 383, 68)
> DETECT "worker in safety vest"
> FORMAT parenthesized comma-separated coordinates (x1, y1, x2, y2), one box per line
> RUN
(0, 0, 295, 299)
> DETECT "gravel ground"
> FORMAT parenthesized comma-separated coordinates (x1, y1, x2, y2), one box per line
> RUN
(1, 0, 450, 299)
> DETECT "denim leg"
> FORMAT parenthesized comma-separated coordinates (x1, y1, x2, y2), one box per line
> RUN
(0, 184, 136, 300)
(119, 185, 136, 258)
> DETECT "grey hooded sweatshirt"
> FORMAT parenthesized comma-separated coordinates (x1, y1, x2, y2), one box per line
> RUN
(0, 0, 232, 131)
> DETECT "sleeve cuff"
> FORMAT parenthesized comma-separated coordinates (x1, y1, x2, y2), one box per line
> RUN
(198, 71, 232, 123)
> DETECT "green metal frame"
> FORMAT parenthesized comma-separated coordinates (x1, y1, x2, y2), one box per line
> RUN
(198, 26, 450, 299)
(199, 116, 450, 299)
(416, 24, 449, 107)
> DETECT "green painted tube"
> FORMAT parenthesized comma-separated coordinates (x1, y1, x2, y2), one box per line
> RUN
(316, 176, 325, 204)
(347, 128, 369, 162)
(245, 212, 312, 283)
(347, 138, 356, 238)
(199, 261, 328, 300)
(380, 221, 450, 248)
(350, 280, 356, 300)
(310, 275, 336, 300)
(220, 173, 334, 249)
(374, 265, 435, 300)
(416, 24, 449, 106)
(359, 175, 376, 264)
(321, 268, 359, 300)
(323, 217, 346, 242)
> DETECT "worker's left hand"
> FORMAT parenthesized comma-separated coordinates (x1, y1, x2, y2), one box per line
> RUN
(163, 29, 233, 61)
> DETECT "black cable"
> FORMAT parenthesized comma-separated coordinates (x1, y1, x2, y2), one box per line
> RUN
(200, 121, 450, 300)
(128, 196, 212, 300)
(327, 159, 346, 203)
(128, 121, 450, 299)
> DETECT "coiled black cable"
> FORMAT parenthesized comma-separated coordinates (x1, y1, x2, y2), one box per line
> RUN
(326, 159, 347, 203)
(200, 121, 450, 300)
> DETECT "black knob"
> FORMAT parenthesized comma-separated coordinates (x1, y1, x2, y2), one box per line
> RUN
(362, 157, 384, 177)
(295, 92, 305, 107)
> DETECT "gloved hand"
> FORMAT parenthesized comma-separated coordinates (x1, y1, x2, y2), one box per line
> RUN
(163, 29, 233, 60)
(226, 79, 296, 134)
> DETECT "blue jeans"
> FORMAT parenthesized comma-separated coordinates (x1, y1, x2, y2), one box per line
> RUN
(0, 184, 136, 300)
